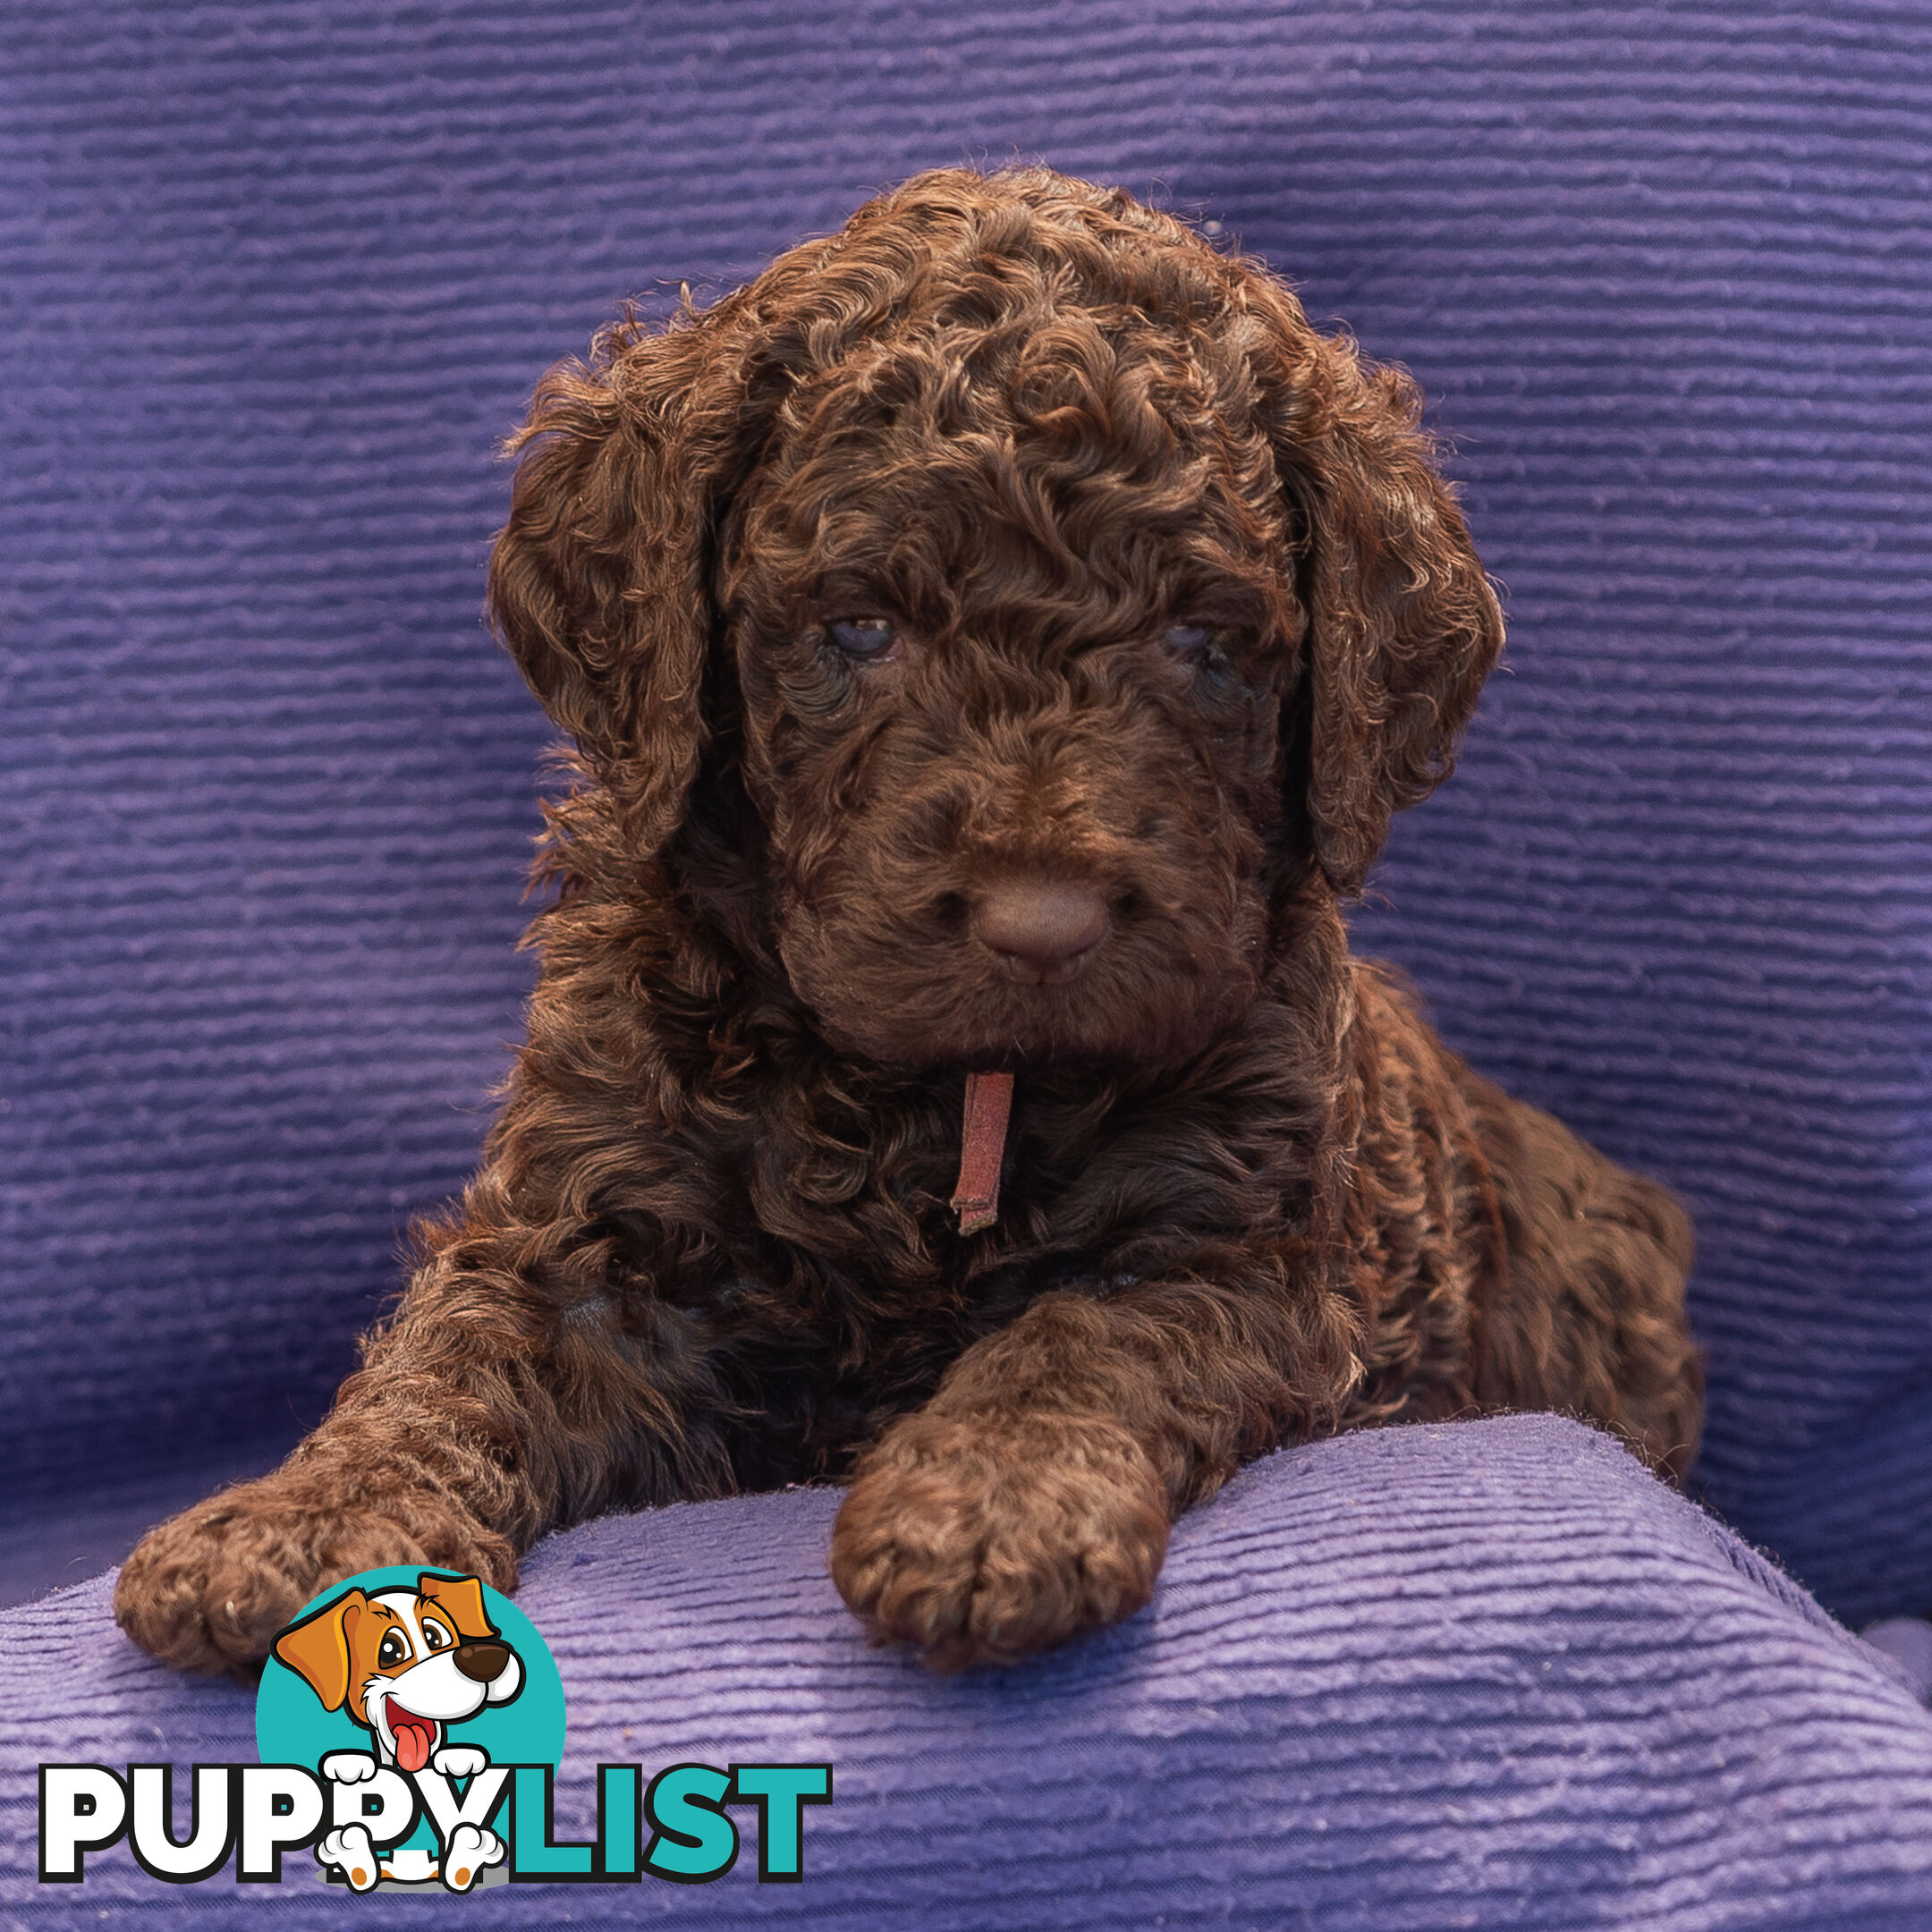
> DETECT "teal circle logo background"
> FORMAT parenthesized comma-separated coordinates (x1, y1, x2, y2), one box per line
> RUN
(254, 1566, 565, 1775)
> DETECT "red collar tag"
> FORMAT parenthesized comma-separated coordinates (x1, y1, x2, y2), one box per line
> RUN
(950, 1072, 1014, 1235)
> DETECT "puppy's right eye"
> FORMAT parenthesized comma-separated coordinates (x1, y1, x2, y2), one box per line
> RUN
(377, 1630, 411, 1670)
(825, 617, 901, 661)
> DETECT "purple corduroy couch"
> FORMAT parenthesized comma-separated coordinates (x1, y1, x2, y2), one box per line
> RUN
(4, 3, 1931, 1925)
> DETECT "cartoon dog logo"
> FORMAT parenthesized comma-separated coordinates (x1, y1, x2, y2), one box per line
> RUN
(272, 1571, 522, 1890)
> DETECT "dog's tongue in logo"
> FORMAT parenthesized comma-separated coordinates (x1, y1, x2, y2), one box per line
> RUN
(387, 1701, 437, 1773)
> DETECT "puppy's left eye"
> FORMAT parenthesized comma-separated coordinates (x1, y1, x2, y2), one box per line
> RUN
(420, 1619, 453, 1652)
(825, 617, 901, 661)
(1165, 623, 1235, 682)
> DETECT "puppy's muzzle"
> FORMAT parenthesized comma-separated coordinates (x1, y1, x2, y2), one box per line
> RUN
(972, 880, 1111, 986)
(452, 1640, 513, 1684)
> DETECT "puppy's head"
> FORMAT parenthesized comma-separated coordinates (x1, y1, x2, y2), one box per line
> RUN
(271, 1572, 522, 1772)
(489, 167, 1501, 1069)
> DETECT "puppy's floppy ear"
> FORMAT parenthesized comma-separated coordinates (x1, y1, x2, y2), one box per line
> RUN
(271, 1588, 366, 1713)
(487, 314, 724, 856)
(417, 1572, 497, 1641)
(1246, 291, 1504, 896)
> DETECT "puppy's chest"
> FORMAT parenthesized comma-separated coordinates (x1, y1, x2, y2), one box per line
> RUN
(677, 1077, 1309, 1327)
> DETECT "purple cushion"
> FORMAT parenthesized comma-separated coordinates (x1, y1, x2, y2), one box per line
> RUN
(3, 7, 1928, 1613)
(4, 1418, 1931, 1928)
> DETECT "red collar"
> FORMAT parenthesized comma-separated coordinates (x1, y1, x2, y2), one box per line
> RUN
(949, 1072, 1013, 1234)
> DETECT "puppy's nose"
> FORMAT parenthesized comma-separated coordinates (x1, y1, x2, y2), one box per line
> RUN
(452, 1640, 512, 1683)
(972, 880, 1111, 984)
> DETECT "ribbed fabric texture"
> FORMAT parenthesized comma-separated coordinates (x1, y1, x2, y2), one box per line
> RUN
(4, 9, 1930, 1908)
(4, 1419, 1930, 1929)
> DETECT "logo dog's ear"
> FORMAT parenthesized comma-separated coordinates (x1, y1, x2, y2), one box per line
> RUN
(271, 1588, 366, 1712)
(1246, 289, 1504, 896)
(417, 1572, 496, 1640)
(487, 314, 724, 858)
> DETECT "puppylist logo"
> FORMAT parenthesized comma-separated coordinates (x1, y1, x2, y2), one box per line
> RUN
(40, 1566, 832, 1892)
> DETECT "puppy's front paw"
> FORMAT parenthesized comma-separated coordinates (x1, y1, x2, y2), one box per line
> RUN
(318, 1825, 381, 1892)
(829, 1412, 1170, 1672)
(441, 1823, 505, 1893)
(431, 1745, 488, 1780)
(114, 1468, 514, 1677)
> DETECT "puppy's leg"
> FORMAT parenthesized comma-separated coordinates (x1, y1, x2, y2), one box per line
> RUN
(1458, 1067, 1704, 1480)
(830, 1274, 1360, 1671)
(114, 1178, 728, 1676)
(1335, 963, 1702, 1478)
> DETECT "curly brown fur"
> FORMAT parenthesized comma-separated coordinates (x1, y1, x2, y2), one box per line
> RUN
(116, 165, 1700, 1678)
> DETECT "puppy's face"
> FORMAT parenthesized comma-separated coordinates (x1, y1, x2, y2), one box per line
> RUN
(723, 296, 1304, 1069)
(488, 167, 1504, 1072)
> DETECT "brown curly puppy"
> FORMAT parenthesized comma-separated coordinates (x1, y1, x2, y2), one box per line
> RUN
(116, 165, 1701, 1677)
